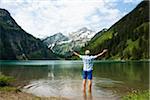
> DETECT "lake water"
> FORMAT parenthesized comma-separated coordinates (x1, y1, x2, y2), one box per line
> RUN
(0, 60, 149, 100)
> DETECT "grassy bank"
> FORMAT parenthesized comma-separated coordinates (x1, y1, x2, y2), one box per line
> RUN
(122, 90, 150, 100)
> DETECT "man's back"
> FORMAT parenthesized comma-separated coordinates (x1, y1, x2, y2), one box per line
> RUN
(79, 55, 97, 71)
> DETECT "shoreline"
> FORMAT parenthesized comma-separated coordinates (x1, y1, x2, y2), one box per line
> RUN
(0, 91, 69, 100)
(0, 80, 149, 100)
(0, 76, 70, 100)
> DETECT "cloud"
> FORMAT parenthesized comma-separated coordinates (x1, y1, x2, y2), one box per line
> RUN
(0, 0, 142, 38)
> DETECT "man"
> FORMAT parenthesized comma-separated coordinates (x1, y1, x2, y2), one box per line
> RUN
(72, 49, 107, 93)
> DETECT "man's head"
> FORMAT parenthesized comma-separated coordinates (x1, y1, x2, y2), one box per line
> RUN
(85, 50, 90, 55)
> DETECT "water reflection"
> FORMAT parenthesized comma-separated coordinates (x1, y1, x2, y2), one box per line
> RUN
(48, 65, 54, 80)
(93, 61, 149, 89)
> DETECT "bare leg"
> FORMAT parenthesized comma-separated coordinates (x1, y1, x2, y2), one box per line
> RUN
(88, 80, 92, 93)
(83, 90, 87, 100)
(82, 79, 86, 92)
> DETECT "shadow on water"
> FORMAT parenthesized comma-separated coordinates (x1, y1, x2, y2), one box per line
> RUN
(0, 60, 149, 99)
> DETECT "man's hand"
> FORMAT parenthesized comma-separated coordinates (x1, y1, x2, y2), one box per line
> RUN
(95, 49, 108, 58)
(103, 49, 108, 53)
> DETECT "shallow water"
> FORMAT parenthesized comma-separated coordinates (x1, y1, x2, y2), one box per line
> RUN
(0, 60, 149, 100)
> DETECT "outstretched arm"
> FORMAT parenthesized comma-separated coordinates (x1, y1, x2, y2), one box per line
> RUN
(70, 48, 80, 57)
(73, 51, 80, 57)
(95, 49, 107, 58)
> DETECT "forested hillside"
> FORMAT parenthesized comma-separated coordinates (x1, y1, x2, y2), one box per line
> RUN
(83, 1, 149, 60)
(0, 8, 58, 60)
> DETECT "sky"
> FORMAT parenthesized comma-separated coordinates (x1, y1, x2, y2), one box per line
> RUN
(0, 0, 142, 38)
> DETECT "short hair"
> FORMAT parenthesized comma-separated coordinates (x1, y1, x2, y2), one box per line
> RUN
(85, 50, 90, 55)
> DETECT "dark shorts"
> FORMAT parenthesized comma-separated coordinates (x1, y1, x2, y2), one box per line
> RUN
(82, 70, 92, 80)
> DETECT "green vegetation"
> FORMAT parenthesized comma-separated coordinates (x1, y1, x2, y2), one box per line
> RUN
(122, 90, 150, 100)
(0, 86, 17, 92)
(0, 74, 15, 87)
(88, 29, 113, 51)
(83, 1, 149, 60)
(0, 74, 17, 92)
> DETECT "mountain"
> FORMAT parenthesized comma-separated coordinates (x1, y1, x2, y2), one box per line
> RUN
(82, 1, 149, 60)
(45, 27, 95, 57)
(42, 32, 69, 49)
(69, 27, 95, 41)
(0, 8, 58, 60)
(89, 28, 107, 44)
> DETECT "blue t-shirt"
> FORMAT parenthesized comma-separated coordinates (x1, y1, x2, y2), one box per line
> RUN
(79, 55, 97, 71)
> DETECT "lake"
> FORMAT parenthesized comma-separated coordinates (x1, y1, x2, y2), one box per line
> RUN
(0, 60, 149, 100)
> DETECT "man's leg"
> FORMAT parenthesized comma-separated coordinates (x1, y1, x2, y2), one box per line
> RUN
(87, 70, 92, 93)
(83, 88, 87, 100)
(82, 71, 87, 92)
(88, 79, 92, 92)
(82, 79, 86, 92)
